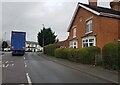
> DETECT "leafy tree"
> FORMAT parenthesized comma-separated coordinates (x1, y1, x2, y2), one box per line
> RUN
(2, 41, 8, 51)
(37, 27, 57, 47)
(55, 38, 59, 43)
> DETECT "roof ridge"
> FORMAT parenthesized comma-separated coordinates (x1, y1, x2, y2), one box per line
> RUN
(79, 2, 120, 13)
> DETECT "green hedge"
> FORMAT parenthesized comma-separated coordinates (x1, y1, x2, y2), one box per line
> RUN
(102, 42, 120, 70)
(44, 42, 120, 71)
(44, 44, 60, 56)
(55, 46, 101, 65)
(55, 48, 74, 59)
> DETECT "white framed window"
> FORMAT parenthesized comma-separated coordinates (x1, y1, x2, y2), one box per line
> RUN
(73, 28, 76, 38)
(69, 40, 78, 48)
(86, 19, 92, 33)
(82, 36, 96, 48)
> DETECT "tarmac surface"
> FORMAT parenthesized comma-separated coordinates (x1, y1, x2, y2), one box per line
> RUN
(1, 52, 119, 84)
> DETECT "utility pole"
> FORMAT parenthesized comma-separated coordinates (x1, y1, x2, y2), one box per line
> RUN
(5, 32, 6, 41)
(42, 24, 45, 47)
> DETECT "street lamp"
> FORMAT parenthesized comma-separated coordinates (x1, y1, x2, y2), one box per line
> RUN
(42, 24, 45, 47)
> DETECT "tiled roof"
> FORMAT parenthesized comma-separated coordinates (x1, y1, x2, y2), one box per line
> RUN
(26, 41, 38, 44)
(79, 3, 120, 16)
(67, 2, 120, 32)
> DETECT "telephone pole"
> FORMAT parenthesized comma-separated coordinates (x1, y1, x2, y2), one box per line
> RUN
(42, 24, 45, 47)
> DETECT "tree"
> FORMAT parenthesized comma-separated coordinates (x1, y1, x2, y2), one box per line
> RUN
(55, 38, 59, 43)
(37, 27, 57, 47)
(2, 41, 8, 51)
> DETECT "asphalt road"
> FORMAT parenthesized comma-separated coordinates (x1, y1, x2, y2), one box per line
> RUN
(2, 52, 112, 84)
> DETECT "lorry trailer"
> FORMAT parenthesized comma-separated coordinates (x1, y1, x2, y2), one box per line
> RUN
(11, 31, 26, 56)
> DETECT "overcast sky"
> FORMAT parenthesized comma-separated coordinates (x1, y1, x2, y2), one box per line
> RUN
(1, 0, 113, 42)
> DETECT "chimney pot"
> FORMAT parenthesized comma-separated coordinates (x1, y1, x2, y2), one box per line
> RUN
(88, 0, 97, 7)
(110, 0, 120, 11)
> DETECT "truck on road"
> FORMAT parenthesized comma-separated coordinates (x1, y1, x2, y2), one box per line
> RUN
(11, 31, 26, 56)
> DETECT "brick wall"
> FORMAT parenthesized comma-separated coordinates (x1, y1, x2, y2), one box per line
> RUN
(68, 7, 119, 49)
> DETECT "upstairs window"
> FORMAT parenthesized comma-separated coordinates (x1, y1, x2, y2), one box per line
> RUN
(86, 19, 92, 33)
(73, 28, 76, 38)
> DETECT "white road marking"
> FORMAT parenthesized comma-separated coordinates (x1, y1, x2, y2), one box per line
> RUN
(26, 73, 32, 84)
(24, 62, 27, 68)
(11, 64, 14, 66)
(5, 61, 8, 63)
(2, 64, 5, 68)
(24, 57, 26, 60)
(6, 64, 9, 67)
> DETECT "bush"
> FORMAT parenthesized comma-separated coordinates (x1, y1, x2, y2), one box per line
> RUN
(75, 46, 101, 64)
(84, 46, 101, 64)
(75, 48, 89, 63)
(55, 48, 74, 59)
(55, 48, 64, 58)
(102, 42, 120, 70)
(43, 44, 60, 56)
(55, 46, 101, 65)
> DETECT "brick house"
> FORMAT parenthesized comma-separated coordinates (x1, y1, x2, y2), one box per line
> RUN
(67, 0, 120, 49)
(58, 37, 69, 48)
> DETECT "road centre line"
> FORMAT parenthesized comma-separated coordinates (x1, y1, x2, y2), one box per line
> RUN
(24, 62, 27, 68)
(26, 73, 32, 84)
(24, 57, 25, 59)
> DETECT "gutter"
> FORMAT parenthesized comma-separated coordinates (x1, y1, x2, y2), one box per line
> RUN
(100, 12, 120, 19)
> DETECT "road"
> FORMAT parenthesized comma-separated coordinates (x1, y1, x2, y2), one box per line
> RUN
(2, 52, 114, 84)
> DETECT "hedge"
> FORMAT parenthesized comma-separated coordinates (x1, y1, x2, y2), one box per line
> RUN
(55, 48, 74, 59)
(44, 44, 60, 56)
(102, 42, 120, 70)
(55, 46, 101, 65)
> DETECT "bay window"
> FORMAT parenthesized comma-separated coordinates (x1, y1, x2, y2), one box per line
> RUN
(82, 36, 96, 48)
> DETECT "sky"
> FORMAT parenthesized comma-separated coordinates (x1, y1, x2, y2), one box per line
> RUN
(1, 0, 113, 43)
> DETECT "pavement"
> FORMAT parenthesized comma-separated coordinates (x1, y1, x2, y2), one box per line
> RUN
(0, 51, 2, 85)
(39, 53, 119, 84)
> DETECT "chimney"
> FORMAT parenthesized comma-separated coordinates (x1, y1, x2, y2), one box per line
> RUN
(88, 0, 97, 7)
(110, 0, 120, 11)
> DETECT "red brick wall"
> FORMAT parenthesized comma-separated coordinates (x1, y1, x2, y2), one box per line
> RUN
(58, 39, 69, 48)
(68, 7, 119, 49)
(98, 16, 119, 48)
(111, 4, 120, 11)
(110, 1, 120, 11)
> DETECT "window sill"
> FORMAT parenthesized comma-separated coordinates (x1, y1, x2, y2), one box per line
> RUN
(73, 36, 77, 38)
(85, 31, 93, 35)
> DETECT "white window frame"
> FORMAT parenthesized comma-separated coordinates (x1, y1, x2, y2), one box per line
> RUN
(69, 40, 78, 48)
(73, 28, 76, 38)
(82, 36, 96, 48)
(86, 19, 92, 34)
